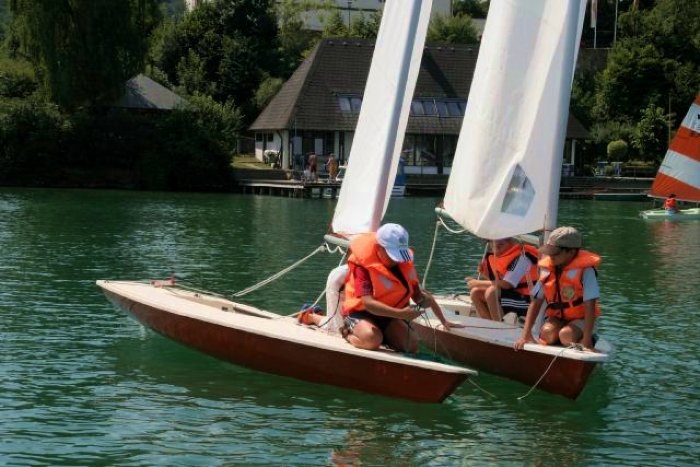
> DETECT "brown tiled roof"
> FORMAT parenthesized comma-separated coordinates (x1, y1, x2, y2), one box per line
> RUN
(250, 38, 589, 139)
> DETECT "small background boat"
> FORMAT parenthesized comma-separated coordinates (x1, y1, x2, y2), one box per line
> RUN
(640, 93, 700, 220)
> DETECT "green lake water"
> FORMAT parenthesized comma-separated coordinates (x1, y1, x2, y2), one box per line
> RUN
(1, 188, 698, 465)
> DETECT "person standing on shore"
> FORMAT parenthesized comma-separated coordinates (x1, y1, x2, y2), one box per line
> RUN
(307, 152, 318, 181)
(326, 153, 338, 181)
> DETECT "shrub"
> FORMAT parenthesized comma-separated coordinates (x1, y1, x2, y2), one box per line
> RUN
(0, 59, 38, 99)
(607, 139, 629, 161)
(0, 99, 67, 184)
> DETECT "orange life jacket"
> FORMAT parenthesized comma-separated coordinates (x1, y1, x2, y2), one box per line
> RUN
(342, 233, 419, 316)
(539, 250, 602, 321)
(480, 244, 539, 296)
(664, 198, 677, 210)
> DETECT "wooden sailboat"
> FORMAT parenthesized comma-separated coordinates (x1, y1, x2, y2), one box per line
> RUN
(640, 94, 700, 220)
(411, 0, 613, 399)
(96, 0, 475, 403)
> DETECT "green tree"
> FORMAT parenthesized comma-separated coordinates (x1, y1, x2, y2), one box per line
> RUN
(593, 38, 666, 122)
(600, 0, 700, 125)
(9, 0, 161, 109)
(607, 139, 629, 161)
(0, 0, 7, 41)
(160, 0, 186, 19)
(0, 56, 37, 98)
(631, 103, 669, 161)
(184, 92, 243, 154)
(571, 0, 700, 170)
(348, 11, 381, 39)
(322, 9, 347, 37)
(152, 0, 279, 120)
(254, 74, 283, 110)
(427, 13, 478, 44)
(276, 0, 322, 76)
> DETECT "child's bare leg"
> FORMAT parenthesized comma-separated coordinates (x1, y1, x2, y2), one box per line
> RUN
(469, 287, 490, 319)
(539, 317, 563, 345)
(484, 285, 503, 321)
(559, 323, 583, 346)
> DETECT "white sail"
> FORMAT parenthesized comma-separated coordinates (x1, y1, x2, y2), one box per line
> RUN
(331, 0, 432, 235)
(444, 0, 585, 239)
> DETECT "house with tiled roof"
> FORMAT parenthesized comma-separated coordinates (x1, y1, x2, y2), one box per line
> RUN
(250, 38, 589, 174)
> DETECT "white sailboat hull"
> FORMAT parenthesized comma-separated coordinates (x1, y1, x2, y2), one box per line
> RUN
(640, 208, 700, 220)
(96, 280, 474, 403)
(414, 294, 612, 399)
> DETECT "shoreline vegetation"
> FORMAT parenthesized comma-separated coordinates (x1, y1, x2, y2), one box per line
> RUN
(1, 0, 699, 192)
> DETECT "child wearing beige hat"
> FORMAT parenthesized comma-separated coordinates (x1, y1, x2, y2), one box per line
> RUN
(515, 226, 601, 352)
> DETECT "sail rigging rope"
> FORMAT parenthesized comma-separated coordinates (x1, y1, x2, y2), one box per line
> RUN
(232, 245, 327, 298)
(421, 220, 441, 288)
(516, 345, 570, 400)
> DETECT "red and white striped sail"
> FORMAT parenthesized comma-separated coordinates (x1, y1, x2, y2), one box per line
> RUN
(649, 94, 700, 202)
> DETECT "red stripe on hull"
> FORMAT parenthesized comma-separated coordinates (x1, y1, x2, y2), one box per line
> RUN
(669, 126, 700, 163)
(415, 326, 596, 399)
(104, 290, 467, 403)
(650, 172, 700, 201)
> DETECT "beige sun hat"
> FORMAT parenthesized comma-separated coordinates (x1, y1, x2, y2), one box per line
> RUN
(540, 226, 582, 255)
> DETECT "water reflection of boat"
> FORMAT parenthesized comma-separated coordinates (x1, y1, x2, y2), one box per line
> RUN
(96, 0, 474, 403)
(411, 0, 613, 400)
(640, 94, 700, 220)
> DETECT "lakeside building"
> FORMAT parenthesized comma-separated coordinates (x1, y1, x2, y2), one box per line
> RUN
(250, 38, 589, 175)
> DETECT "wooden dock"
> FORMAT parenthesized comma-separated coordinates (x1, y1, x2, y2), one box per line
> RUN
(238, 179, 342, 198)
(234, 169, 653, 200)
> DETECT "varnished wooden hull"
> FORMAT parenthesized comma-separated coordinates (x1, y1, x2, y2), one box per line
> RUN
(414, 323, 599, 399)
(99, 281, 473, 403)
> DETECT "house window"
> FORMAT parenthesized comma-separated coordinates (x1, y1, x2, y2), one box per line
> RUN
(422, 100, 437, 116)
(256, 133, 263, 142)
(436, 101, 449, 117)
(266, 133, 274, 142)
(411, 100, 425, 116)
(447, 102, 462, 117)
(338, 97, 351, 112)
(338, 95, 363, 113)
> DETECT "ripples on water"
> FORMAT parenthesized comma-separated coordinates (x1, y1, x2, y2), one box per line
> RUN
(1, 189, 698, 464)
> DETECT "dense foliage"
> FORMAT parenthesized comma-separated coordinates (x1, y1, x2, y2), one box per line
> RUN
(452, 0, 489, 19)
(1, 0, 699, 189)
(0, 98, 233, 190)
(151, 0, 278, 121)
(8, 0, 162, 109)
(427, 13, 479, 44)
(573, 0, 700, 164)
